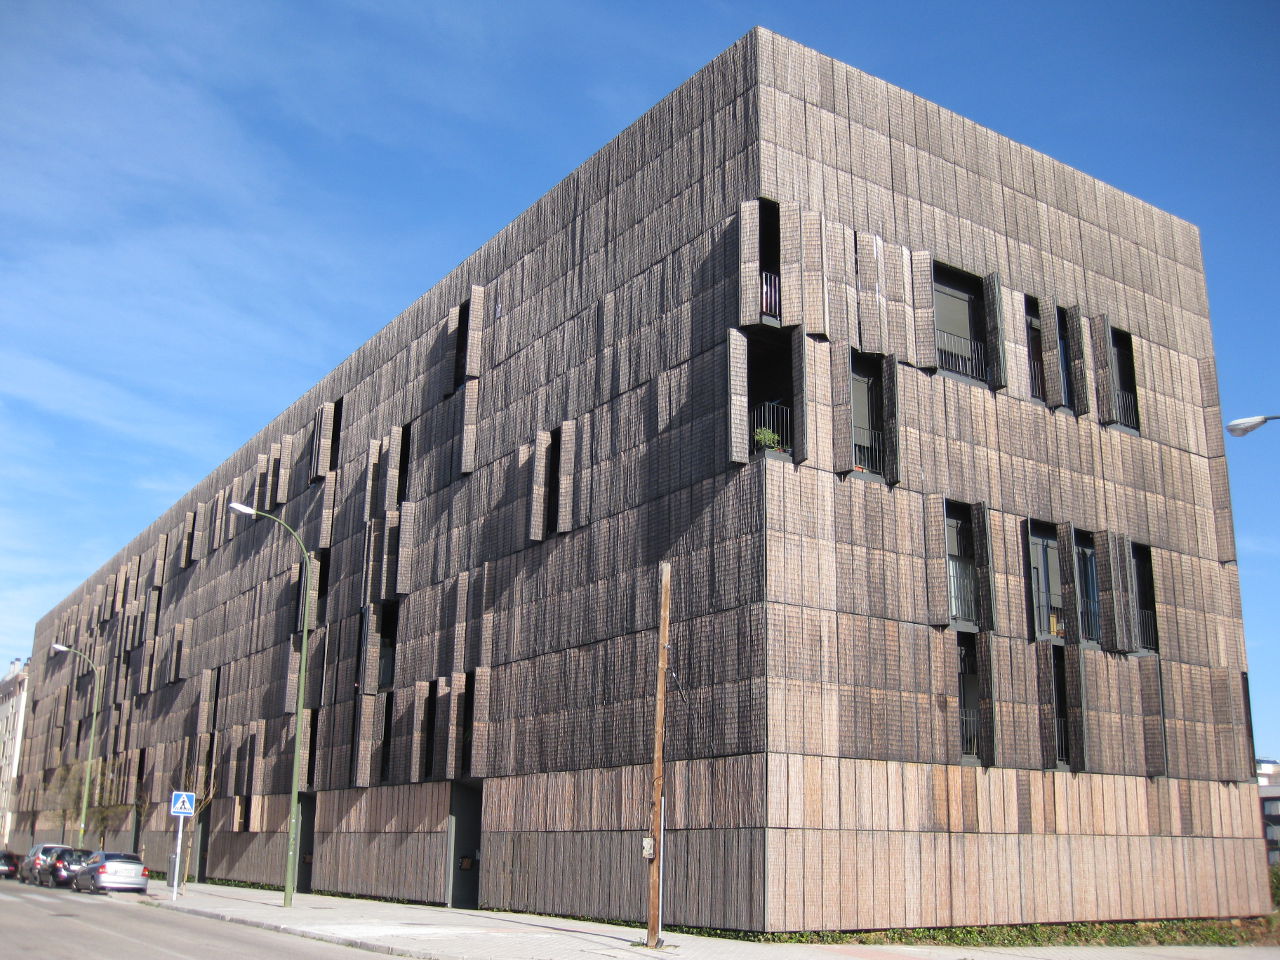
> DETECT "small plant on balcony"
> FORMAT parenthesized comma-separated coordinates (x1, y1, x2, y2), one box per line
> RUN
(753, 426, 782, 451)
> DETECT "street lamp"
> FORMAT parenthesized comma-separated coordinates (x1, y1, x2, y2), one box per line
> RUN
(1226, 415, 1280, 438)
(49, 642, 102, 849)
(229, 501, 311, 908)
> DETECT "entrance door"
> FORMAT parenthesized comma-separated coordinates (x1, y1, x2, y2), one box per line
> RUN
(447, 783, 482, 908)
(298, 792, 316, 894)
(193, 806, 211, 881)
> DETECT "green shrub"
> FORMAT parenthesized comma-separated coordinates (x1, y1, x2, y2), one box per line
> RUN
(753, 427, 781, 450)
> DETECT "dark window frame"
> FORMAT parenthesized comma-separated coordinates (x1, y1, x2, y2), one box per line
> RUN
(933, 263, 988, 384)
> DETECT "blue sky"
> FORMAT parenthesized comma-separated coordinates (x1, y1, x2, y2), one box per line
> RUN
(2, 1, 1278, 753)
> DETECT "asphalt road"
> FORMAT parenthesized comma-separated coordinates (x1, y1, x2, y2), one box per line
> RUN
(0, 879, 380, 959)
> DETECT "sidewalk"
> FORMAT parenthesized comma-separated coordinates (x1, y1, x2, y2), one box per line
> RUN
(139, 883, 1280, 960)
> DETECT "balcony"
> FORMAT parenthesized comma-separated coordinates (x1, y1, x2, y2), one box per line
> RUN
(751, 401, 792, 454)
(851, 426, 884, 476)
(936, 329, 986, 381)
(1137, 608, 1158, 652)
(1032, 587, 1065, 639)
(948, 557, 979, 625)
(1115, 387, 1140, 430)
(761, 271, 781, 320)
(959, 707, 980, 758)
(1054, 717, 1069, 765)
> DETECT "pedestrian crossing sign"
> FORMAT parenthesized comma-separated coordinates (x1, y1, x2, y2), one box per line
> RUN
(170, 791, 196, 817)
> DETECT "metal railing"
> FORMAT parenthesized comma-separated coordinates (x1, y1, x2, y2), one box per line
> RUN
(1054, 717, 1070, 765)
(960, 707, 980, 758)
(1032, 588, 1065, 638)
(1137, 608, 1159, 652)
(1115, 388, 1140, 430)
(1078, 596, 1101, 643)
(936, 329, 986, 381)
(948, 558, 979, 625)
(761, 271, 781, 319)
(751, 401, 792, 453)
(851, 425, 884, 476)
(1029, 354, 1047, 400)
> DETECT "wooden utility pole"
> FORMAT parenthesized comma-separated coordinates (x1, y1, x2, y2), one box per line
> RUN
(646, 560, 672, 950)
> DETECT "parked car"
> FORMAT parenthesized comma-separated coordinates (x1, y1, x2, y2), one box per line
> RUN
(37, 848, 93, 887)
(71, 852, 149, 894)
(0, 852, 19, 879)
(19, 844, 69, 884)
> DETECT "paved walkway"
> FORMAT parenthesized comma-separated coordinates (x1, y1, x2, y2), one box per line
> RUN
(140, 883, 1279, 960)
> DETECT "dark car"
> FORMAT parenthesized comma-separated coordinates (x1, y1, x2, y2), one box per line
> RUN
(0, 852, 19, 879)
(72, 852, 149, 894)
(19, 844, 70, 884)
(37, 848, 92, 887)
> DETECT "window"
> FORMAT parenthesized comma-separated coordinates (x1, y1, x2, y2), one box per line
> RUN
(957, 634, 980, 759)
(1132, 543, 1157, 652)
(378, 694, 394, 783)
(759, 199, 781, 320)
(453, 299, 472, 392)
(378, 600, 399, 691)
(1075, 532, 1100, 643)
(1110, 327, 1139, 430)
(396, 423, 412, 505)
(849, 351, 884, 477)
(946, 502, 979, 628)
(1056, 308, 1076, 411)
(543, 427, 563, 538)
(747, 326, 794, 453)
(1026, 296, 1046, 401)
(1028, 523, 1064, 639)
(934, 264, 987, 382)
(1051, 645, 1071, 766)
(1265, 800, 1280, 817)
(460, 671, 476, 779)
(421, 684, 438, 780)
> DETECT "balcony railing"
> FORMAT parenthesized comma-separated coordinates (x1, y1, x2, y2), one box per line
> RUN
(948, 557, 979, 625)
(1029, 354, 1047, 401)
(1137, 608, 1158, 652)
(852, 425, 884, 476)
(1115, 387, 1140, 430)
(959, 707, 980, 758)
(1054, 717, 1070, 765)
(1078, 596, 1101, 643)
(936, 329, 986, 381)
(751, 401, 792, 453)
(761, 270, 781, 319)
(1032, 588, 1065, 639)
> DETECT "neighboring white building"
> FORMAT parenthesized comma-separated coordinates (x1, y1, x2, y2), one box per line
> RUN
(1257, 758, 1280, 786)
(0, 659, 28, 848)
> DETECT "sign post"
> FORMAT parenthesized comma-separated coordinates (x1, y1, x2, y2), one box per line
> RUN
(170, 791, 195, 902)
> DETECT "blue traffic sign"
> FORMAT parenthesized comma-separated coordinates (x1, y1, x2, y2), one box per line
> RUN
(170, 791, 196, 817)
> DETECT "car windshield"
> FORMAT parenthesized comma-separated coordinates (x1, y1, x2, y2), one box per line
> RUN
(66, 850, 92, 863)
(101, 853, 141, 862)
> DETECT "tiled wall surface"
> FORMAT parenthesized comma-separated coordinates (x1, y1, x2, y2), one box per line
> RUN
(14, 28, 1266, 929)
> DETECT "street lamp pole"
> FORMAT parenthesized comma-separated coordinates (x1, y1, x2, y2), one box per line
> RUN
(50, 643, 102, 849)
(229, 502, 311, 908)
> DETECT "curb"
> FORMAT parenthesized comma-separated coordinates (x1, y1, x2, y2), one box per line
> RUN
(139, 896, 453, 960)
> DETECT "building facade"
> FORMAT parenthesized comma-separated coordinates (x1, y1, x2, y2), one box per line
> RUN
(15, 29, 1268, 929)
(0, 659, 28, 847)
